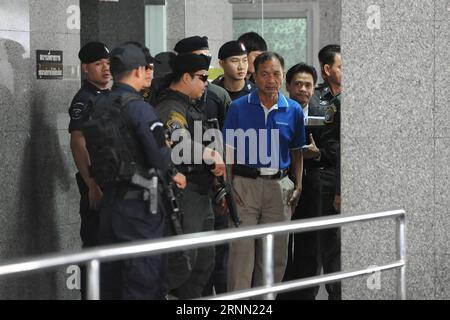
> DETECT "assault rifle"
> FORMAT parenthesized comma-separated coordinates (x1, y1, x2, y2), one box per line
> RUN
(207, 118, 241, 227)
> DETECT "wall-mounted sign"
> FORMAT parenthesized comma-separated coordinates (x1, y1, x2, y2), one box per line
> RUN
(36, 50, 63, 80)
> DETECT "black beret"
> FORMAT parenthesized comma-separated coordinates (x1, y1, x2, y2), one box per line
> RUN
(110, 43, 147, 76)
(78, 41, 110, 64)
(174, 36, 209, 53)
(154, 51, 177, 77)
(170, 53, 211, 74)
(218, 40, 247, 60)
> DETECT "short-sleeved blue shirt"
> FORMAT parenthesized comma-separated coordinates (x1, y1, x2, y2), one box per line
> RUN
(68, 80, 109, 133)
(222, 89, 305, 170)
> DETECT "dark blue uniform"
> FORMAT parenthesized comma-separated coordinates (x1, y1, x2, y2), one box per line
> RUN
(212, 76, 255, 102)
(69, 81, 109, 300)
(68, 80, 109, 248)
(318, 88, 341, 300)
(99, 83, 171, 300)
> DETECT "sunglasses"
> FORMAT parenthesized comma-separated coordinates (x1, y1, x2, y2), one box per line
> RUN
(192, 73, 209, 82)
(145, 63, 154, 71)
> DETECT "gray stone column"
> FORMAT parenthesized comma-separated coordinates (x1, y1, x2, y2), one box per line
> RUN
(167, 0, 233, 67)
(0, 0, 81, 299)
(80, 0, 147, 50)
(341, 0, 449, 299)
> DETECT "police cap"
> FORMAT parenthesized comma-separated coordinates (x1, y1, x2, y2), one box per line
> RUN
(78, 41, 110, 64)
(170, 53, 211, 74)
(110, 43, 147, 76)
(123, 41, 160, 64)
(218, 41, 247, 60)
(174, 36, 209, 53)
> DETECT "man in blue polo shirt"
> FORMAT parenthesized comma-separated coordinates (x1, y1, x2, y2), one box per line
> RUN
(223, 51, 306, 293)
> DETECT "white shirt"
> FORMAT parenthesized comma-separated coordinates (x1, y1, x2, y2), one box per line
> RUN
(302, 104, 309, 125)
(260, 102, 279, 125)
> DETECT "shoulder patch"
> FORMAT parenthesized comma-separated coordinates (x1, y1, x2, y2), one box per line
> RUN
(166, 111, 187, 131)
(324, 104, 337, 124)
(69, 102, 86, 120)
(142, 88, 150, 99)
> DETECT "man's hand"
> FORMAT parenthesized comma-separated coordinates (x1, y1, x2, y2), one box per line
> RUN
(88, 184, 103, 211)
(203, 147, 226, 177)
(211, 163, 226, 177)
(172, 173, 187, 189)
(334, 195, 341, 212)
(302, 134, 320, 160)
(288, 186, 302, 208)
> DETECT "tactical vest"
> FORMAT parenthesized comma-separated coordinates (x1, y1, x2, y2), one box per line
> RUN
(82, 92, 148, 187)
(183, 100, 215, 188)
(186, 102, 210, 137)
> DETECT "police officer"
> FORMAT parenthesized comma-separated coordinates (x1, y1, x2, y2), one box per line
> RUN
(123, 41, 160, 98)
(98, 43, 186, 300)
(212, 40, 255, 101)
(68, 41, 110, 299)
(237, 32, 268, 83)
(173, 36, 231, 128)
(309, 45, 341, 116)
(316, 44, 342, 300)
(173, 36, 231, 296)
(155, 53, 226, 299)
(145, 51, 177, 107)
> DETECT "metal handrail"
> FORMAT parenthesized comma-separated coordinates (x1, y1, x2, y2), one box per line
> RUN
(0, 209, 406, 300)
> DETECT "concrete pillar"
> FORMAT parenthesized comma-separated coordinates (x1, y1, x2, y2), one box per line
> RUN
(341, 0, 450, 299)
(0, 0, 81, 299)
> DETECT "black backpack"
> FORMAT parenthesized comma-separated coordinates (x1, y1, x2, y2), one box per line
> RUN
(82, 92, 145, 187)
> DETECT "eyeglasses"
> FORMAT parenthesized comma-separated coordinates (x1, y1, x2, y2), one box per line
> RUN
(192, 73, 209, 82)
(145, 63, 154, 71)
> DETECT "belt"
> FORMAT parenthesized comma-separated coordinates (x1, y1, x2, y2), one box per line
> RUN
(259, 169, 288, 180)
(122, 188, 159, 214)
(259, 170, 288, 180)
(233, 164, 288, 180)
(123, 190, 145, 200)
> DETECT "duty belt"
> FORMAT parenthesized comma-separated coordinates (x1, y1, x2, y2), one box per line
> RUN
(233, 164, 288, 180)
(120, 174, 159, 214)
(123, 190, 146, 200)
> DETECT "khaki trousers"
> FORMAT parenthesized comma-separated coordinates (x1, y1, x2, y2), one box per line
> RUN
(227, 175, 295, 292)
